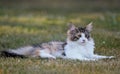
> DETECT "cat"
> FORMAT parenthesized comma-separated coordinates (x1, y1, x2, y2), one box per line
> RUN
(0, 22, 114, 61)
(64, 22, 114, 61)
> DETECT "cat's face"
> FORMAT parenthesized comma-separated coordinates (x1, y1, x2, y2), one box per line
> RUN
(67, 22, 92, 44)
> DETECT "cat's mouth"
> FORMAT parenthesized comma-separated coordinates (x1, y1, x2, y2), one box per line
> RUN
(78, 41, 86, 45)
(79, 40, 86, 44)
(81, 41, 86, 43)
(82, 40, 86, 43)
(80, 40, 89, 45)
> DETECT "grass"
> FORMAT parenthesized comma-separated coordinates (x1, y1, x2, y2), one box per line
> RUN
(0, 0, 120, 74)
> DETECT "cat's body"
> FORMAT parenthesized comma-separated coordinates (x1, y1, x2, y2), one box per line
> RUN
(0, 41, 66, 59)
(0, 22, 114, 61)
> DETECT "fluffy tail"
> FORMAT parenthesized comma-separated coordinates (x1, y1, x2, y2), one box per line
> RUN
(0, 50, 26, 58)
(0, 46, 36, 58)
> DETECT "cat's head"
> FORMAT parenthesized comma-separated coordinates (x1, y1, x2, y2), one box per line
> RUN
(67, 22, 93, 44)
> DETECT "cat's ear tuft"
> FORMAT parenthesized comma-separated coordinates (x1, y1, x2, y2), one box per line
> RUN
(86, 22, 93, 32)
(68, 22, 76, 31)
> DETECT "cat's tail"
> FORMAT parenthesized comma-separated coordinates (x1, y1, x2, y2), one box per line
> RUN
(0, 46, 40, 58)
(0, 50, 26, 58)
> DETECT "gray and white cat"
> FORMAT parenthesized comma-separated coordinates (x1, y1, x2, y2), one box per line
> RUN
(0, 22, 114, 61)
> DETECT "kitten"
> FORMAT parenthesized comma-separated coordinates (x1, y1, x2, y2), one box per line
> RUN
(64, 22, 114, 61)
(0, 41, 66, 59)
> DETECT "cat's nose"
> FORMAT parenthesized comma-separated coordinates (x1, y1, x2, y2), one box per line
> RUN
(82, 40, 85, 42)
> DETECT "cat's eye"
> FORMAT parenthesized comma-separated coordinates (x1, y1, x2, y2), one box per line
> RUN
(85, 34, 89, 38)
(85, 35, 88, 37)
(78, 35, 81, 37)
(73, 37, 79, 41)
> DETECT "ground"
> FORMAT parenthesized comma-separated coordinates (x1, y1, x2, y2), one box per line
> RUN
(0, 0, 120, 74)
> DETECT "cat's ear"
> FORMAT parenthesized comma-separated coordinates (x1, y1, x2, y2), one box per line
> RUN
(68, 22, 76, 31)
(86, 22, 93, 32)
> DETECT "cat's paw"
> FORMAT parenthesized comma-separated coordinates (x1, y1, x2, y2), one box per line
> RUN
(108, 56, 115, 59)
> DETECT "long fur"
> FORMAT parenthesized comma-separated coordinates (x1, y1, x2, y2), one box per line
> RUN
(64, 38, 113, 61)
(0, 50, 26, 58)
(64, 22, 114, 61)
(0, 42, 66, 59)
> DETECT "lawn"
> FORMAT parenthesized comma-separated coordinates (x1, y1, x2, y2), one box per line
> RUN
(0, 0, 120, 74)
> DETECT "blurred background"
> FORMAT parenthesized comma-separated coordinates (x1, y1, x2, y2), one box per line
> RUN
(1, 0, 120, 14)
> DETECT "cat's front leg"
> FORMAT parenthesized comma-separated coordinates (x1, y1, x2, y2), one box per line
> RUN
(91, 54, 114, 60)
(76, 55, 97, 61)
(77, 57, 91, 61)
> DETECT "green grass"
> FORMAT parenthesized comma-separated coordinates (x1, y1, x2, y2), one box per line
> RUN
(0, 0, 120, 74)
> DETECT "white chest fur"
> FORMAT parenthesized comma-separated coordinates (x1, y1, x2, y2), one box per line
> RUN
(64, 39, 95, 60)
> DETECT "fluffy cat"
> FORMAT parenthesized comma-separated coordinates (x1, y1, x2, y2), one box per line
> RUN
(64, 22, 114, 61)
(0, 22, 114, 61)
